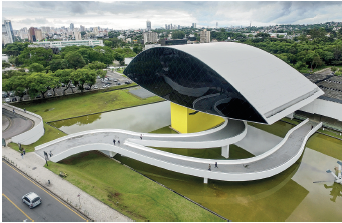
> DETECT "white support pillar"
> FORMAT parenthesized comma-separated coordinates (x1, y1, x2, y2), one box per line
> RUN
(204, 178, 208, 184)
(109, 151, 117, 157)
(221, 145, 230, 158)
(286, 112, 294, 119)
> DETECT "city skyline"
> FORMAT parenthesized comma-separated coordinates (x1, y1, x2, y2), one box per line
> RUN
(2, 1, 342, 30)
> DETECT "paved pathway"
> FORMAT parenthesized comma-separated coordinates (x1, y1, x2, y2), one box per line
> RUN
(2, 146, 132, 222)
(2, 108, 33, 140)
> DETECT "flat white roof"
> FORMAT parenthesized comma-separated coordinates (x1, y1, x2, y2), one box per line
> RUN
(167, 42, 323, 124)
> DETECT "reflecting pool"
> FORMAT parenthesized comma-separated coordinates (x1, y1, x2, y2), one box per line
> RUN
(51, 102, 342, 221)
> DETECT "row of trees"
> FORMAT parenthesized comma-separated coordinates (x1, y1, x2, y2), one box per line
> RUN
(2, 61, 107, 100)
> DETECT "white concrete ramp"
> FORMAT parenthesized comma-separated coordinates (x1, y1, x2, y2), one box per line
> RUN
(35, 118, 322, 182)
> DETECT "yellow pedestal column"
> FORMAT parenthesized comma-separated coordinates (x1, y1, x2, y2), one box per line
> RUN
(170, 102, 225, 133)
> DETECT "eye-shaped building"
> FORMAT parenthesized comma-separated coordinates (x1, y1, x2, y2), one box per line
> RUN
(124, 42, 323, 125)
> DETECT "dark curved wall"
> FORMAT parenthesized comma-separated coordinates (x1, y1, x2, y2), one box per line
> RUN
(124, 47, 266, 123)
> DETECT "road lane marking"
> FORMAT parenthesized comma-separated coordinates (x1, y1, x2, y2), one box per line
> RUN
(2, 161, 88, 221)
(2, 193, 34, 222)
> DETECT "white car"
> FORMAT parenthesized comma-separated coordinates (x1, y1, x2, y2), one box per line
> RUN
(5, 98, 11, 102)
(102, 85, 107, 88)
(22, 192, 42, 209)
(93, 85, 98, 89)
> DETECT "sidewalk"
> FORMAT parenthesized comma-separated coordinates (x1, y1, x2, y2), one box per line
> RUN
(2, 103, 41, 127)
(2, 104, 132, 222)
(2, 146, 132, 222)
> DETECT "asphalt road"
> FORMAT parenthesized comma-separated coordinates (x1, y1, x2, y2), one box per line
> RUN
(2, 161, 88, 222)
(2, 109, 33, 140)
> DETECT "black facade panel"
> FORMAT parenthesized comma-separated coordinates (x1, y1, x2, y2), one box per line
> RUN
(124, 47, 266, 123)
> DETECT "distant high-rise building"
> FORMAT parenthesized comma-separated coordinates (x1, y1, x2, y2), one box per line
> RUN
(146, 20, 151, 31)
(2, 20, 15, 44)
(143, 31, 158, 44)
(74, 31, 82, 40)
(70, 23, 74, 30)
(171, 24, 172, 30)
(28, 27, 36, 42)
(35, 29, 43, 41)
(192, 23, 196, 28)
(216, 22, 218, 29)
(80, 25, 85, 32)
(200, 29, 210, 43)
(178, 25, 180, 29)
(165, 24, 167, 30)
(93, 27, 98, 35)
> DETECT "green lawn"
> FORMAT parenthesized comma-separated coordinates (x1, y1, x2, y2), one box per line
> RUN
(8, 123, 67, 152)
(45, 151, 225, 222)
(14, 88, 164, 122)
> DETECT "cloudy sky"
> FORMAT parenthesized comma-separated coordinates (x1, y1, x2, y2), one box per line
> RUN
(2, 1, 342, 30)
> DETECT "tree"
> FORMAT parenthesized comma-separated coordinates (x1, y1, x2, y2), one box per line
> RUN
(49, 59, 68, 72)
(9, 76, 28, 101)
(17, 47, 53, 67)
(29, 63, 45, 73)
(64, 51, 86, 69)
(53, 69, 73, 94)
(26, 72, 55, 98)
(104, 40, 112, 48)
(2, 62, 11, 68)
(255, 33, 270, 38)
(133, 45, 143, 54)
(86, 61, 107, 79)
(81, 31, 86, 37)
(331, 67, 338, 73)
(70, 68, 97, 92)
(172, 31, 185, 39)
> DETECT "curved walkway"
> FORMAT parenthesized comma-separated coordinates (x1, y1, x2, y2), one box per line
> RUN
(2, 104, 44, 145)
(35, 117, 322, 182)
(2, 108, 34, 140)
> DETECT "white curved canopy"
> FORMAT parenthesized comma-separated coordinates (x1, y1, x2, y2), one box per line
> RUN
(167, 42, 323, 124)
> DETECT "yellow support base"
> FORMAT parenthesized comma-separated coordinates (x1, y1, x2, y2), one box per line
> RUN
(170, 102, 225, 134)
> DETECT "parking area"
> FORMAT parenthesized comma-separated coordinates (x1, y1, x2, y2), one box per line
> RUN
(2, 70, 133, 103)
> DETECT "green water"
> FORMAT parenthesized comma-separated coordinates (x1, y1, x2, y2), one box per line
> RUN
(115, 124, 342, 222)
(51, 106, 342, 221)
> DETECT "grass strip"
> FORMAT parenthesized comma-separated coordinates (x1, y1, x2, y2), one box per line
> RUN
(45, 151, 225, 222)
(8, 123, 67, 153)
(14, 88, 164, 122)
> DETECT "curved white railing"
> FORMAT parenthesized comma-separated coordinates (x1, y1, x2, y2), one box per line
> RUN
(4, 104, 44, 145)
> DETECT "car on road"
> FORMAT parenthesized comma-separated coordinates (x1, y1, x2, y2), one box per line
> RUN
(125, 81, 132, 84)
(117, 82, 121, 85)
(102, 85, 107, 88)
(61, 83, 65, 87)
(47, 92, 53, 97)
(70, 84, 76, 88)
(84, 86, 91, 90)
(11, 97, 18, 102)
(22, 192, 42, 209)
(113, 79, 118, 82)
(5, 98, 11, 102)
(93, 85, 98, 89)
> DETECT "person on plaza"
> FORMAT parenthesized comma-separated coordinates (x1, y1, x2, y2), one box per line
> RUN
(208, 164, 211, 171)
(24, 108, 26, 113)
(113, 139, 116, 145)
(23, 148, 26, 155)
(49, 151, 53, 157)
(215, 162, 218, 168)
(118, 140, 120, 145)
(21, 152, 23, 159)
(13, 108, 15, 113)
(140, 134, 142, 140)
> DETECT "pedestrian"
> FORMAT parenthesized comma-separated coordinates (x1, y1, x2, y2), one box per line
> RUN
(24, 108, 26, 113)
(311, 125, 313, 130)
(23, 148, 26, 155)
(208, 164, 211, 171)
(113, 139, 116, 145)
(118, 140, 120, 145)
(140, 134, 142, 140)
(215, 162, 218, 168)
(13, 108, 15, 113)
(49, 151, 53, 157)
(21, 152, 23, 159)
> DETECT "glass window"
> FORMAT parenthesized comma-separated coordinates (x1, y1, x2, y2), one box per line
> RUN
(124, 47, 266, 123)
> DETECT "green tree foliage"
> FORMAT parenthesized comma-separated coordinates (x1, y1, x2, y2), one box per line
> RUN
(255, 33, 271, 38)
(26, 72, 57, 98)
(81, 31, 86, 37)
(49, 59, 68, 72)
(3, 42, 30, 56)
(2, 62, 11, 68)
(172, 31, 185, 39)
(133, 45, 143, 54)
(29, 63, 45, 73)
(17, 47, 53, 67)
(64, 51, 86, 69)
(53, 69, 73, 95)
(70, 68, 97, 92)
